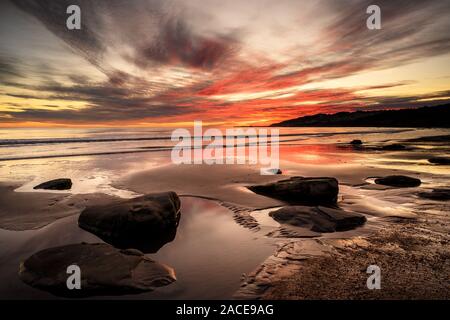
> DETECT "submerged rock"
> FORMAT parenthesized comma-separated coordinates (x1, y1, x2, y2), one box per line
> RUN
(418, 189, 450, 201)
(269, 206, 366, 233)
(374, 175, 421, 188)
(350, 139, 363, 145)
(79, 192, 181, 253)
(34, 178, 72, 190)
(19, 243, 176, 297)
(428, 157, 450, 165)
(407, 135, 450, 143)
(380, 144, 406, 151)
(248, 177, 339, 206)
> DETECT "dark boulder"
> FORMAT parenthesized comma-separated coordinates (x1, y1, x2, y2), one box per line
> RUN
(79, 192, 181, 252)
(428, 157, 450, 165)
(248, 177, 339, 206)
(380, 144, 406, 151)
(350, 139, 363, 145)
(19, 243, 176, 298)
(374, 175, 421, 188)
(418, 189, 450, 201)
(269, 206, 366, 233)
(34, 178, 72, 190)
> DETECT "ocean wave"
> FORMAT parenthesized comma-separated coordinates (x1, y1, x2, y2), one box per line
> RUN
(0, 128, 410, 147)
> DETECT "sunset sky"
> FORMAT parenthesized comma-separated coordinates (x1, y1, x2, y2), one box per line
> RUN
(1, 0, 450, 127)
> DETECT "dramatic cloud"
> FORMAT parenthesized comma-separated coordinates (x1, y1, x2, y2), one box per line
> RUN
(0, 58, 22, 81)
(0, 0, 449, 125)
(133, 17, 237, 69)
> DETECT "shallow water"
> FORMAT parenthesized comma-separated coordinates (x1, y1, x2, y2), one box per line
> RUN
(0, 127, 449, 299)
(1, 127, 447, 162)
(0, 197, 276, 299)
(1, 127, 449, 197)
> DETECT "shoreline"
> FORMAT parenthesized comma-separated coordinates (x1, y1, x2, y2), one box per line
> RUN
(0, 129, 449, 299)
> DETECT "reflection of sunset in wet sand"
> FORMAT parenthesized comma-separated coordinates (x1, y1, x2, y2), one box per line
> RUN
(0, 127, 448, 299)
(280, 144, 358, 165)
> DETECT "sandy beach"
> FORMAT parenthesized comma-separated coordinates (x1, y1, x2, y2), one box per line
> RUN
(0, 127, 448, 299)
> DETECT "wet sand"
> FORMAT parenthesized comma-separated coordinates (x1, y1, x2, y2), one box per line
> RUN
(115, 163, 285, 209)
(0, 128, 449, 299)
(0, 182, 117, 230)
(235, 193, 449, 299)
(260, 216, 450, 299)
(0, 197, 276, 299)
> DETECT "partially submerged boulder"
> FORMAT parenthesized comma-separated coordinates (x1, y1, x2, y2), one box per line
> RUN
(350, 139, 363, 145)
(418, 189, 450, 201)
(380, 144, 406, 151)
(79, 192, 181, 252)
(374, 175, 421, 188)
(19, 243, 176, 297)
(34, 178, 72, 190)
(248, 177, 339, 206)
(269, 206, 366, 233)
(428, 157, 450, 165)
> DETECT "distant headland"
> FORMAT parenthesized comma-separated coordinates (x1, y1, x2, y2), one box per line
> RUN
(271, 104, 450, 128)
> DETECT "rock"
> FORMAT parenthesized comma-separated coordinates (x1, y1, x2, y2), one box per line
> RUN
(263, 168, 282, 175)
(19, 243, 176, 297)
(428, 157, 450, 165)
(248, 177, 339, 206)
(350, 139, 363, 145)
(380, 144, 406, 151)
(418, 189, 450, 201)
(407, 135, 450, 143)
(33, 178, 72, 190)
(374, 175, 421, 188)
(79, 192, 181, 252)
(269, 206, 366, 233)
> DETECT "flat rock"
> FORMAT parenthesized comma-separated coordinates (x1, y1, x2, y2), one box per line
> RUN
(248, 177, 339, 206)
(428, 157, 450, 165)
(407, 135, 450, 143)
(79, 192, 181, 252)
(418, 189, 450, 201)
(374, 175, 421, 188)
(19, 243, 176, 297)
(380, 144, 406, 151)
(269, 206, 366, 233)
(34, 178, 72, 190)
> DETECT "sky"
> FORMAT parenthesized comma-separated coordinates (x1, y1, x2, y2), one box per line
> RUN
(0, 0, 449, 127)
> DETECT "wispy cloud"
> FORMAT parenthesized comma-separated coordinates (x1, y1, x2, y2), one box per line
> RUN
(1, 0, 449, 125)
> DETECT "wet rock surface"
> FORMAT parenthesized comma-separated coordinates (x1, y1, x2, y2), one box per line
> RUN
(350, 139, 363, 145)
(269, 206, 366, 233)
(380, 144, 406, 151)
(34, 178, 72, 190)
(248, 177, 339, 206)
(19, 243, 176, 297)
(418, 189, 450, 201)
(78, 192, 181, 253)
(374, 175, 421, 188)
(428, 157, 450, 165)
